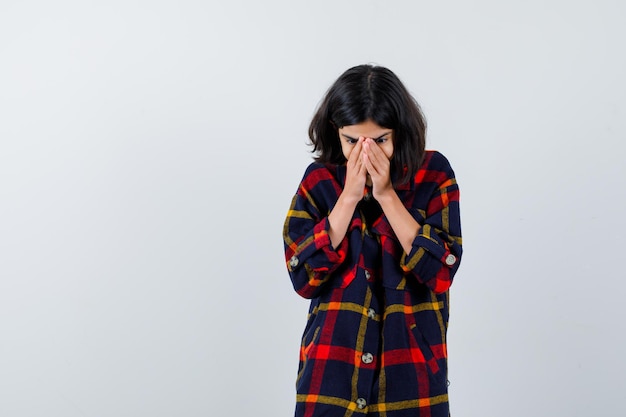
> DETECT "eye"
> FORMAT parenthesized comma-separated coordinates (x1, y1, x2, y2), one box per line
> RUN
(346, 138, 358, 145)
(375, 137, 388, 144)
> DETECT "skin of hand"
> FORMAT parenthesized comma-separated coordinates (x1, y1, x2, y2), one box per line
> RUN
(343, 137, 369, 201)
(362, 138, 393, 200)
(327, 137, 367, 249)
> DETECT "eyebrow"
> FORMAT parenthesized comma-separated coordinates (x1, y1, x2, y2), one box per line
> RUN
(341, 132, 392, 142)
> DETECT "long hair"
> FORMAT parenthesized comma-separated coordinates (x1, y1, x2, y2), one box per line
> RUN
(308, 65, 427, 185)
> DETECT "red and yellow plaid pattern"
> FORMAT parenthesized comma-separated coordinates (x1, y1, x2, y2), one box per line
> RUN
(284, 151, 462, 417)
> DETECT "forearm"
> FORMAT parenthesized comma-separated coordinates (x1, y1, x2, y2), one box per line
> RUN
(327, 193, 360, 249)
(376, 190, 420, 254)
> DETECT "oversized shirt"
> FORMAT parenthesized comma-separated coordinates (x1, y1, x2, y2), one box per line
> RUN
(283, 150, 462, 417)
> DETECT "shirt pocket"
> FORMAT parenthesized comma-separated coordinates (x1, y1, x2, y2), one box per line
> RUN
(407, 321, 440, 375)
(300, 303, 324, 359)
(296, 324, 321, 391)
(302, 326, 320, 357)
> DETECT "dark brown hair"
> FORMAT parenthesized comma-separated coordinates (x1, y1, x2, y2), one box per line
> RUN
(308, 64, 427, 185)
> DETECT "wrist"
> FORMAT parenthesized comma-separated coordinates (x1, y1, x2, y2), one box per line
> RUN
(373, 186, 395, 203)
(338, 190, 362, 207)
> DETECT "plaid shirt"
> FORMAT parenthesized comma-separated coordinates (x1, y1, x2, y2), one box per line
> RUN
(283, 151, 462, 417)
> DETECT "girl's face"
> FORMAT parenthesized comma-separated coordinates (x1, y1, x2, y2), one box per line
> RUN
(337, 119, 394, 161)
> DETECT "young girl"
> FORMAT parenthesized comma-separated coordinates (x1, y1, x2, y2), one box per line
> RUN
(283, 65, 462, 417)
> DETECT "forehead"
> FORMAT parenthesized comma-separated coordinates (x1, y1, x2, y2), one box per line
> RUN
(339, 120, 392, 138)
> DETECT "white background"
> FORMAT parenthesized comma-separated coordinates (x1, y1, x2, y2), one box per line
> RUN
(1, 1, 625, 416)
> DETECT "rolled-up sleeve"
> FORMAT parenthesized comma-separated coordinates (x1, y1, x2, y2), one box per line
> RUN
(400, 154, 462, 293)
(283, 166, 348, 298)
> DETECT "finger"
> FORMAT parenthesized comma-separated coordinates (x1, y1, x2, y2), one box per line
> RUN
(354, 153, 363, 173)
(347, 145, 362, 172)
(366, 139, 390, 173)
(353, 139, 363, 156)
(365, 139, 385, 164)
(363, 142, 382, 175)
(359, 153, 369, 175)
(362, 151, 378, 176)
(358, 140, 371, 171)
(351, 137, 365, 162)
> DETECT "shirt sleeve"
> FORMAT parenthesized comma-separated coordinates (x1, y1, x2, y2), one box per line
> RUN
(283, 165, 348, 299)
(400, 153, 462, 293)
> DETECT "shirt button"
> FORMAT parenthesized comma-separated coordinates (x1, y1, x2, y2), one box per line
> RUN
(356, 398, 367, 409)
(367, 308, 376, 319)
(289, 256, 299, 268)
(361, 352, 374, 364)
(445, 254, 457, 266)
(364, 270, 371, 280)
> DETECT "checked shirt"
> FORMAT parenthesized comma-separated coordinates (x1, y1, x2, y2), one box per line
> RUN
(283, 151, 462, 417)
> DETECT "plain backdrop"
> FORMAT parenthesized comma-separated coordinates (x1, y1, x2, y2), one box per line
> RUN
(1, 1, 625, 416)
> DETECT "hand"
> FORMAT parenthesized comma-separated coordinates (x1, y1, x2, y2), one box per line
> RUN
(328, 137, 367, 248)
(343, 137, 368, 202)
(362, 138, 393, 200)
